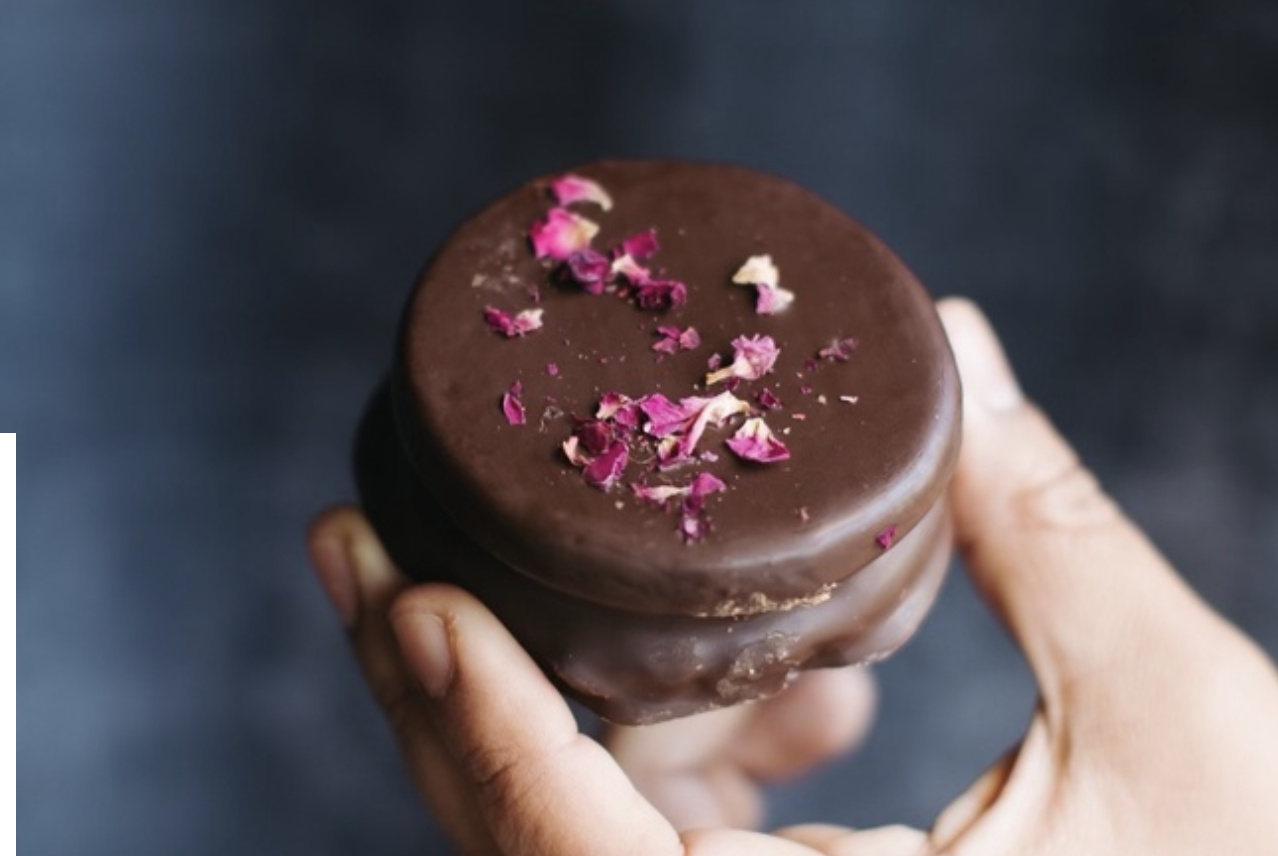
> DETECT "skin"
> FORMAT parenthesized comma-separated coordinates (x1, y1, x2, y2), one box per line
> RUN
(309, 298, 1278, 856)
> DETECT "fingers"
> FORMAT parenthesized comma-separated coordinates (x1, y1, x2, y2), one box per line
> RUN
(608, 704, 763, 830)
(392, 584, 684, 856)
(307, 507, 496, 855)
(775, 823, 929, 856)
(607, 669, 876, 830)
(936, 299, 1231, 698)
(730, 668, 877, 782)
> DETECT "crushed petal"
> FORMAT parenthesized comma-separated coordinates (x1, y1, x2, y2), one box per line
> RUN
(582, 440, 628, 490)
(551, 174, 613, 211)
(706, 334, 780, 385)
(732, 254, 780, 290)
(876, 525, 899, 551)
(757, 388, 782, 410)
(484, 305, 544, 338)
(502, 382, 526, 426)
(754, 285, 796, 315)
(818, 337, 859, 362)
(726, 417, 791, 463)
(633, 278, 687, 311)
(562, 249, 612, 294)
(616, 229, 659, 261)
(652, 325, 701, 354)
(530, 207, 599, 260)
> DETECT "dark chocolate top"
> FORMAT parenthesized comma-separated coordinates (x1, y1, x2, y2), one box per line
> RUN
(393, 160, 959, 616)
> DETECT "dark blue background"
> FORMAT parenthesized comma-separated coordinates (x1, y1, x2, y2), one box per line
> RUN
(11, 2, 1278, 854)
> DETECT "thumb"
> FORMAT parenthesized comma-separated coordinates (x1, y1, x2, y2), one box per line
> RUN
(937, 298, 1229, 703)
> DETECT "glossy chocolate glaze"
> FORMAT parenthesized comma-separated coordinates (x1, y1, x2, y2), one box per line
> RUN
(357, 384, 952, 724)
(392, 161, 960, 617)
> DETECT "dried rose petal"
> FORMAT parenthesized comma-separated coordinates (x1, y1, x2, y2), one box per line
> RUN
(706, 352, 723, 371)
(639, 393, 699, 438)
(659, 392, 752, 467)
(546, 363, 559, 376)
(757, 388, 782, 410)
(616, 229, 659, 261)
(582, 441, 628, 491)
(484, 305, 544, 338)
(610, 253, 652, 284)
(732, 254, 795, 315)
(652, 325, 700, 354)
(732, 254, 780, 290)
(680, 515, 709, 543)
(561, 435, 590, 467)
(632, 482, 691, 505)
(551, 174, 613, 211)
(529, 207, 599, 260)
(818, 337, 859, 362)
(633, 278, 687, 311)
(502, 383, 526, 426)
(876, 525, 899, 551)
(754, 284, 796, 315)
(726, 417, 790, 463)
(595, 391, 632, 421)
(651, 335, 679, 356)
(706, 334, 780, 385)
(687, 471, 726, 501)
(562, 249, 612, 294)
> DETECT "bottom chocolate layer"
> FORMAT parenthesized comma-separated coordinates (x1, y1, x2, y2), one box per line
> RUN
(356, 384, 952, 724)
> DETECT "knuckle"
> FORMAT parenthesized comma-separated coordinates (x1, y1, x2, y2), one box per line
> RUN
(1010, 458, 1122, 535)
(460, 741, 545, 816)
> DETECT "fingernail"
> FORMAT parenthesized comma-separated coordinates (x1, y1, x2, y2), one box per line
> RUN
(312, 537, 359, 629)
(945, 300, 1023, 413)
(410, 612, 455, 699)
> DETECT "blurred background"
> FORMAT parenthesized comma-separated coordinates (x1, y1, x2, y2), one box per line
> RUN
(9, 1, 1278, 853)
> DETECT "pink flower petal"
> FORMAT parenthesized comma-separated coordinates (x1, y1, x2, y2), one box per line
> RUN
(632, 482, 691, 505)
(546, 363, 559, 376)
(562, 249, 612, 294)
(876, 525, 899, 551)
(502, 383, 526, 426)
(726, 417, 790, 463)
(818, 337, 859, 362)
(561, 435, 590, 467)
(551, 174, 613, 211)
(633, 278, 687, 311)
(529, 207, 600, 260)
(616, 229, 659, 261)
(680, 515, 710, 543)
(754, 284, 796, 315)
(661, 392, 752, 467)
(757, 388, 782, 409)
(610, 253, 652, 284)
(688, 471, 727, 499)
(595, 392, 632, 421)
(582, 441, 628, 491)
(732, 254, 795, 315)
(484, 305, 544, 338)
(573, 419, 614, 456)
(706, 334, 780, 385)
(652, 325, 700, 354)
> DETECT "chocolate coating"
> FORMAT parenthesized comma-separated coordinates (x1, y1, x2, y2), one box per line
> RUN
(357, 383, 951, 725)
(393, 160, 960, 617)
(357, 160, 961, 723)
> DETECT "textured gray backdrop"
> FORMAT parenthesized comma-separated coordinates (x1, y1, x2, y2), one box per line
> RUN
(10, 1, 1278, 854)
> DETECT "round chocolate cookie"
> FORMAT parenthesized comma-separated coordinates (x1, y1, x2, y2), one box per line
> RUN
(358, 160, 960, 723)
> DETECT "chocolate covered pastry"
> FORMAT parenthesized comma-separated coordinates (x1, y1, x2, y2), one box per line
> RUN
(355, 160, 960, 724)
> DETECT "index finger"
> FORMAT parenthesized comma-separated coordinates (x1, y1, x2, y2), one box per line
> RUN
(392, 584, 685, 856)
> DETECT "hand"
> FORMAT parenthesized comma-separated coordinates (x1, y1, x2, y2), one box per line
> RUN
(308, 298, 1278, 855)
